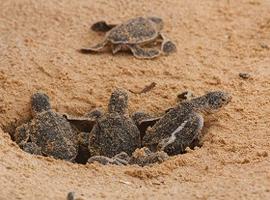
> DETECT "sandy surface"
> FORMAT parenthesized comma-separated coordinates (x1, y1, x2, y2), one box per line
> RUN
(0, 0, 270, 199)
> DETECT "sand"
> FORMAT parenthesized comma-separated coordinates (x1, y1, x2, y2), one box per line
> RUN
(0, 0, 270, 199)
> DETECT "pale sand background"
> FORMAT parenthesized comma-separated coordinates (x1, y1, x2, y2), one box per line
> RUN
(0, 0, 270, 199)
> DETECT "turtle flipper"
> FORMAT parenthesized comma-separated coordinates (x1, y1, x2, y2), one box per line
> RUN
(127, 44, 160, 59)
(88, 155, 113, 165)
(14, 123, 31, 147)
(63, 114, 97, 133)
(80, 40, 108, 53)
(112, 44, 122, 54)
(84, 108, 104, 119)
(22, 142, 42, 155)
(91, 21, 117, 32)
(88, 152, 130, 165)
(159, 34, 177, 55)
(132, 112, 161, 139)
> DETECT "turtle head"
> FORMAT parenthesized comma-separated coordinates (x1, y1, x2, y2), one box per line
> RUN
(200, 91, 232, 113)
(108, 89, 128, 114)
(31, 92, 51, 116)
(148, 17, 164, 31)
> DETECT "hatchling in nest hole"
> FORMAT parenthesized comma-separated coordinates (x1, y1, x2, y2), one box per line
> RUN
(142, 91, 232, 155)
(14, 92, 78, 162)
(88, 89, 141, 158)
(80, 17, 176, 59)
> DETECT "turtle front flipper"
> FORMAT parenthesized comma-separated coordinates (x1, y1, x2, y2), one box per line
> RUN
(132, 111, 161, 139)
(84, 108, 104, 119)
(127, 44, 160, 59)
(80, 40, 109, 53)
(14, 123, 31, 147)
(63, 108, 103, 133)
(22, 142, 42, 155)
(63, 114, 96, 133)
(159, 33, 177, 55)
(88, 155, 113, 165)
(91, 21, 117, 32)
(88, 152, 130, 166)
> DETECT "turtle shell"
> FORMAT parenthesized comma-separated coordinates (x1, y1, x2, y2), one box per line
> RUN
(89, 112, 141, 158)
(142, 105, 196, 153)
(30, 111, 78, 161)
(106, 17, 159, 44)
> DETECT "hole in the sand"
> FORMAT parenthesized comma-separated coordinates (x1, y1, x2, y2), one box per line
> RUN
(5, 88, 233, 167)
(6, 115, 203, 167)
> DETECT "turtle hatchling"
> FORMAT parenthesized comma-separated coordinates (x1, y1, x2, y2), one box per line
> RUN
(143, 91, 232, 155)
(80, 17, 176, 59)
(14, 92, 78, 161)
(89, 88, 141, 158)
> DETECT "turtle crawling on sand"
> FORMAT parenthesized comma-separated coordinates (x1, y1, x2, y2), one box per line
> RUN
(14, 92, 78, 161)
(143, 91, 232, 155)
(89, 89, 141, 158)
(80, 17, 176, 59)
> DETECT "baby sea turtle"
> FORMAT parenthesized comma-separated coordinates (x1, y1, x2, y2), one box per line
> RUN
(89, 89, 141, 158)
(143, 91, 232, 155)
(14, 92, 78, 161)
(80, 17, 176, 59)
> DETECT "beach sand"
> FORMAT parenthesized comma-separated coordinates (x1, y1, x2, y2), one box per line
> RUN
(0, 0, 270, 199)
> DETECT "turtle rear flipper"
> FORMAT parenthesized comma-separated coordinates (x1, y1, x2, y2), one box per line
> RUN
(161, 40, 177, 55)
(159, 34, 177, 55)
(80, 40, 108, 53)
(112, 44, 122, 54)
(128, 44, 160, 59)
(91, 21, 117, 32)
